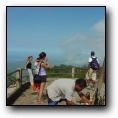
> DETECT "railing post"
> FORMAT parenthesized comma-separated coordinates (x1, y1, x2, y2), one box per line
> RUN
(92, 58, 105, 105)
(72, 68, 75, 78)
(16, 68, 22, 89)
(97, 58, 105, 95)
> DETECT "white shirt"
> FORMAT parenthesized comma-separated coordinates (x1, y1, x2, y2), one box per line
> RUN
(88, 56, 99, 63)
(35, 66, 46, 75)
(34, 61, 38, 67)
(39, 66, 46, 75)
(34, 62, 38, 74)
(47, 78, 75, 101)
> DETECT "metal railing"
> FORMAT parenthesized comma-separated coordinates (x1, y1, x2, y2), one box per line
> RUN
(7, 67, 100, 88)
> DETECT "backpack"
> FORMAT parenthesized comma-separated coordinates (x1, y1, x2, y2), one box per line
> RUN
(90, 57, 99, 70)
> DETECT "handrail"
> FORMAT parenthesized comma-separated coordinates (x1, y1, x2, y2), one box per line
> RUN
(46, 73, 71, 75)
(7, 79, 17, 88)
(7, 67, 100, 82)
(7, 70, 19, 76)
(22, 75, 28, 78)
(7, 67, 86, 88)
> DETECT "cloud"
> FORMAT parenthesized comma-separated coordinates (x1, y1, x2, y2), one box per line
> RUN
(90, 19, 105, 34)
(62, 33, 85, 47)
(61, 19, 105, 66)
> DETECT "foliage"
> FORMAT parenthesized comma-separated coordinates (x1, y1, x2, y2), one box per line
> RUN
(46, 64, 87, 78)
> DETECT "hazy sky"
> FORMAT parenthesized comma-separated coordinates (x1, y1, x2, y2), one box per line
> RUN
(7, 6, 105, 66)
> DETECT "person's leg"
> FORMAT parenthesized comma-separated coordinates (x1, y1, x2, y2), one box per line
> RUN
(38, 82, 46, 102)
(37, 84, 41, 98)
(85, 72, 90, 86)
(48, 101, 58, 105)
(47, 93, 58, 105)
(92, 80, 96, 88)
(92, 71, 97, 89)
(37, 86, 40, 100)
(28, 69, 34, 86)
(86, 68, 93, 87)
(87, 79, 90, 86)
(89, 68, 94, 87)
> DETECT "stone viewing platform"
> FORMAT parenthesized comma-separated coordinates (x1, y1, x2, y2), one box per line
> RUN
(7, 58, 105, 105)
(8, 78, 105, 105)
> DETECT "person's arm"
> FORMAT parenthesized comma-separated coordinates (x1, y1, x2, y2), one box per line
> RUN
(41, 57, 50, 68)
(65, 99, 77, 105)
(97, 58, 100, 70)
(88, 62, 91, 77)
(34, 61, 37, 67)
(81, 96, 92, 105)
(46, 56, 48, 64)
(88, 62, 90, 70)
(24, 60, 29, 69)
(78, 92, 92, 105)
(41, 63, 50, 69)
(98, 63, 100, 70)
(88, 57, 92, 70)
(65, 91, 77, 105)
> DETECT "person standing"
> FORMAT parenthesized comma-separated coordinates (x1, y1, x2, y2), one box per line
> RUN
(32, 58, 41, 92)
(34, 58, 40, 74)
(46, 78, 92, 105)
(24, 56, 33, 86)
(36, 52, 50, 103)
(86, 51, 100, 89)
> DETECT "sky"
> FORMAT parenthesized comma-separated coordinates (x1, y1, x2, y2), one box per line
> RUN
(7, 6, 105, 66)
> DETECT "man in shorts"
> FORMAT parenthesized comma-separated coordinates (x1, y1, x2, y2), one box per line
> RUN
(46, 78, 92, 105)
(86, 51, 100, 89)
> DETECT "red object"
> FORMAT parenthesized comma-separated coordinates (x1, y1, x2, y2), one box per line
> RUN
(32, 83, 40, 91)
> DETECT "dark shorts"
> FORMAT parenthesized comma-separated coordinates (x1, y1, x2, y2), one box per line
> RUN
(39, 75, 47, 83)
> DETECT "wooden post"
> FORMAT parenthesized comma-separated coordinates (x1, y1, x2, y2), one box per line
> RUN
(16, 68, 22, 89)
(97, 58, 105, 95)
(72, 68, 75, 78)
(91, 58, 105, 105)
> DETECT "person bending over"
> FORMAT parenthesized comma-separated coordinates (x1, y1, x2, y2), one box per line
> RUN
(47, 78, 92, 105)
